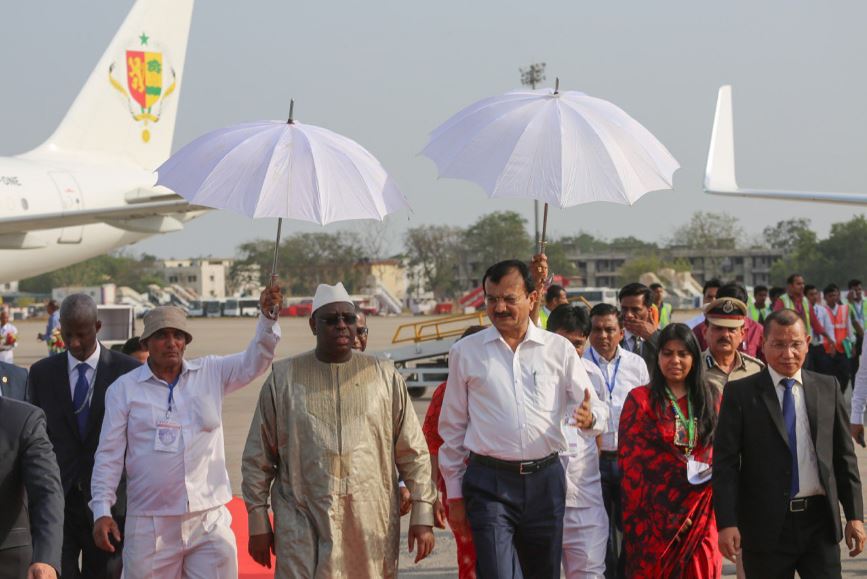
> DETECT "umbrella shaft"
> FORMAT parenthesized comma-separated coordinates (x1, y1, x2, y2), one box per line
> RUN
(271, 217, 283, 280)
(538, 203, 549, 254)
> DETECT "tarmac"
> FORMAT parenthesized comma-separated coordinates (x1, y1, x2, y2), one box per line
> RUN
(11, 312, 867, 577)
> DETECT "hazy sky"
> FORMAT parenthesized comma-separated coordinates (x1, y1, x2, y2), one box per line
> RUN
(3, 1, 866, 259)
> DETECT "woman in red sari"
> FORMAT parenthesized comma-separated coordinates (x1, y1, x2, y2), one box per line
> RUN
(421, 325, 485, 579)
(619, 323, 722, 578)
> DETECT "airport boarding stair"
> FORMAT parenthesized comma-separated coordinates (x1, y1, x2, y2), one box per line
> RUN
(371, 311, 489, 398)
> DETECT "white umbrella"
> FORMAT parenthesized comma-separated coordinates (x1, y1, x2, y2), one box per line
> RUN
(422, 80, 679, 251)
(156, 101, 409, 280)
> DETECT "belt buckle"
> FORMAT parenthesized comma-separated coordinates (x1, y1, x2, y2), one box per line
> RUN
(519, 461, 535, 475)
(790, 498, 807, 512)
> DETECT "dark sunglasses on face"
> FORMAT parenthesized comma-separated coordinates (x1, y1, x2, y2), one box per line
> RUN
(318, 313, 358, 326)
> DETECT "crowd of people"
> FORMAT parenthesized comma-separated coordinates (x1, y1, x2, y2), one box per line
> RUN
(1, 260, 867, 578)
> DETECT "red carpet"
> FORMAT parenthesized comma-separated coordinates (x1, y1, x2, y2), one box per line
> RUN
(228, 497, 275, 579)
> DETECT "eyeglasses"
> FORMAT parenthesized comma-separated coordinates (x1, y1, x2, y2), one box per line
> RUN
(317, 313, 358, 326)
(357, 327, 369, 335)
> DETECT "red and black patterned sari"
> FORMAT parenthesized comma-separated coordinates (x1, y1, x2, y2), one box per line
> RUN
(619, 385, 722, 579)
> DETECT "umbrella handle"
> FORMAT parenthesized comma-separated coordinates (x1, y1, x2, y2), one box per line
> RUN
(268, 217, 283, 318)
(537, 203, 549, 255)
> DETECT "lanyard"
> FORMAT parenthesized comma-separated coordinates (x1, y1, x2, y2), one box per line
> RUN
(165, 374, 181, 418)
(590, 349, 621, 395)
(665, 386, 695, 450)
(72, 364, 97, 416)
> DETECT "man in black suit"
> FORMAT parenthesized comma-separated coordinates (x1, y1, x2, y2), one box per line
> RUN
(0, 397, 64, 579)
(715, 308, 866, 577)
(618, 282, 660, 374)
(27, 294, 140, 579)
(0, 360, 27, 400)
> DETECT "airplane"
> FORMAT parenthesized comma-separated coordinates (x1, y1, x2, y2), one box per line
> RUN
(704, 85, 867, 205)
(0, 0, 204, 284)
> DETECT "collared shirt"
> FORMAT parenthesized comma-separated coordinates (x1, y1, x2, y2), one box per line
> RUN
(851, 337, 867, 424)
(850, 299, 865, 335)
(584, 345, 649, 451)
(825, 303, 856, 345)
(67, 343, 101, 400)
(694, 318, 763, 359)
(702, 349, 763, 394)
(811, 304, 832, 346)
(90, 316, 280, 519)
(562, 359, 607, 509)
(622, 331, 643, 355)
(767, 367, 825, 498)
(438, 323, 607, 500)
(0, 322, 18, 363)
(685, 312, 705, 329)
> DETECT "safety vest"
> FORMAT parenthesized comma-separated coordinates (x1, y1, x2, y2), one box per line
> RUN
(780, 294, 812, 336)
(823, 304, 850, 355)
(658, 303, 672, 328)
(747, 299, 770, 323)
(539, 307, 550, 329)
(850, 300, 865, 335)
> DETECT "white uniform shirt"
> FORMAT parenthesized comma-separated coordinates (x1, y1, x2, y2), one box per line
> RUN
(438, 323, 607, 500)
(562, 359, 607, 509)
(90, 316, 280, 519)
(67, 342, 101, 401)
(583, 345, 649, 452)
(851, 337, 867, 425)
(811, 304, 832, 346)
(767, 367, 825, 498)
(0, 322, 18, 363)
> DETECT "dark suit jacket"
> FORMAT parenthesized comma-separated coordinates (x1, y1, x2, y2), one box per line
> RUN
(0, 361, 27, 401)
(713, 368, 863, 552)
(0, 397, 64, 572)
(27, 346, 140, 514)
(621, 330, 660, 376)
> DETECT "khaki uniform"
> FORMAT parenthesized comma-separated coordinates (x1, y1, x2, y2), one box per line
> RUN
(702, 349, 764, 394)
(242, 351, 435, 579)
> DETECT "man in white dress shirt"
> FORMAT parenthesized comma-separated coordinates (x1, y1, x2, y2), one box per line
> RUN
(90, 286, 282, 579)
(546, 304, 609, 579)
(584, 303, 648, 579)
(439, 259, 606, 579)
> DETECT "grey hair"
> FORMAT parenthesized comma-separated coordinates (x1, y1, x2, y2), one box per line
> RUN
(60, 294, 98, 324)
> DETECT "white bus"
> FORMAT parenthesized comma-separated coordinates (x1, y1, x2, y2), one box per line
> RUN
(239, 298, 260, 317)
(188, 300, 204, 317)
(203, 300, 222, 318)
(222, 298, 240, 317)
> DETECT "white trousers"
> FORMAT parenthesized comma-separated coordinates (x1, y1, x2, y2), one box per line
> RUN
(562, 504, 608, 579)
(122, 505, 237, 579)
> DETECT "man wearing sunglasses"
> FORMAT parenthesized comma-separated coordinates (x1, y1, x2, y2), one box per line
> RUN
(242, 282, 436, 577)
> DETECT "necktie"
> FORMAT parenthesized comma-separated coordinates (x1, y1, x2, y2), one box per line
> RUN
(632, 336, 641, 354)
(781, 378, 799, 497)
(73, 363, 91, 436)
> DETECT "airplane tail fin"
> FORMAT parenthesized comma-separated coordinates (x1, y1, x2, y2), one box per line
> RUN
(27, 0, 194, 169)
(704, 85, 739, 192)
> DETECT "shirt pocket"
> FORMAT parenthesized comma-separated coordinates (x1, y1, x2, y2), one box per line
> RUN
(195, 396, 221, 432)
(531, 373, 558, 411)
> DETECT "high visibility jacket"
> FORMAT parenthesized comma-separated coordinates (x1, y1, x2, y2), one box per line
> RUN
(824, 304, 851, 356)
(747, 299, 771, 323)
(658, 303, 672, 328)
(780, 294, 812, 336)
(850, 300, 865, 336)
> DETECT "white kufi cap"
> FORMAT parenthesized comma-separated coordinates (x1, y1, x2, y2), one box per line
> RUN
(312, 282, 353, 313)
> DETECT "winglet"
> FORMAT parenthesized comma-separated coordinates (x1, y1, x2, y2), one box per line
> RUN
(704, 85, 738, 192)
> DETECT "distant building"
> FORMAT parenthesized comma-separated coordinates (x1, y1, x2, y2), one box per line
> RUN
(357, 259, 408, 301)
(562, 245, 785, 288)
(157, 258, 230, 299)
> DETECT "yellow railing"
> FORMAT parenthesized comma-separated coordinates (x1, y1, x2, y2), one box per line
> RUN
(391, 311, 489, 344)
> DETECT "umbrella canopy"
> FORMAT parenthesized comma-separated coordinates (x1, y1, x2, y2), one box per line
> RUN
(422, 87, 679, 208)
(156, 119, 408, 226)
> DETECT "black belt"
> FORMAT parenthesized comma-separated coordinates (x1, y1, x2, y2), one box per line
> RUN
(469, 452, 558, 475)
(599, 451, 618, 461)
(789, 496, 823, 513)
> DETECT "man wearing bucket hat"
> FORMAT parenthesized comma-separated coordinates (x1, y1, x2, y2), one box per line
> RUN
(701, 297, 765, 395)
(90, 285, 282, 579)
(242, 282, 436, 577)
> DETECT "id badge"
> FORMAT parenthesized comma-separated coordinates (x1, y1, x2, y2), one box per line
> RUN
(686, 457, 712, 485)
(673, 418, 690, 447)
(154, 420, 181, 453)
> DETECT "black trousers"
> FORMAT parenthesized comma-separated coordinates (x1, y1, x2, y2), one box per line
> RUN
(0, 545, 31, 579)
(816, 350, 851, 392)
(742, 499, 841, 579)
(61, 487, 123, 579)
(599, 455, 624, 579)
(463, 458, 566, 579)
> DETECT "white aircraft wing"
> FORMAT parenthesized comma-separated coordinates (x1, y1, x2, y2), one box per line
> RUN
(704, 85, 867, 205)
(0, 198, 207, 236)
